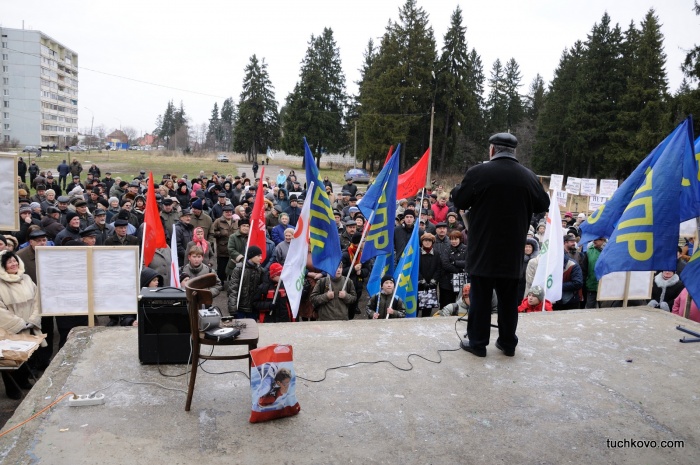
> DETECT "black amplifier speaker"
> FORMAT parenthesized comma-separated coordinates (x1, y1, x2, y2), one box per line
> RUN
(138, 287, 191, 364)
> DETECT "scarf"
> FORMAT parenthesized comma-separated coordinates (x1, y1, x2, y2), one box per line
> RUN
(422, 245, 433, 254)
(193, 227, 209, 254)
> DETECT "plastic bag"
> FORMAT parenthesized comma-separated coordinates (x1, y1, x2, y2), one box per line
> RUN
(249, 344, 301, 423)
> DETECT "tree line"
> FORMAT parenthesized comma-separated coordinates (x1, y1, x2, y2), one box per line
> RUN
(152, 0, 700, 179)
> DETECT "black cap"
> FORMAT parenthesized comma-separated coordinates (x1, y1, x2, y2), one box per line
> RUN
(162, 197, 174, 205)
(218, 192, 226, 197)
(344, 219, 357, 227)
(80, 225, 99, 237)
(114, 218, 129, 227)
(381, 275, 395, 286)
(46, 206, 60, 214)
(238, 218, 250, 226)
(403, 210, 415, 218)
(564, 234, 577, 242)
(94, 208, 107, 216)
(36, 184, 46, 190)
(247, 245, 262, 258)
(289, 194, 298, 201)
(179, 208, 191, 217)
(351, 233, 362, 245)
(489, 132, 518, 149)
(74, 199, 87, 207)
(29, 229, 48, 239)
(435, 222, 447, 228)
(222, 205, 234, 212)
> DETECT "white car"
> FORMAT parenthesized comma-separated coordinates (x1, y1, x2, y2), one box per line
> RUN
(216, 154, 229, 162)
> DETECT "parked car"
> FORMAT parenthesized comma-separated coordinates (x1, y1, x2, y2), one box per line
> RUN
(343, 168, 371, 184)
(216, 153, 229, 162)
(68, 146, 86, 152)
(22, 146, 40, 153)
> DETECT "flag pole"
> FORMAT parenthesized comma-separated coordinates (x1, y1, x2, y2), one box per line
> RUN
(139, 221, 147, 278)
(235, 232, 252, 309)
(342, 209, 376, 291)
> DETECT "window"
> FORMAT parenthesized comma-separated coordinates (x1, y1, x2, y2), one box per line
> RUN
(1, 54, 7, 60)
(3, 112, 8, 119)
(2, 77, 7, 84)
(1, 42, 6, 48)
(3, 123, 9, 130)
(3, 101, 8, 108)
(3, 135, 9, 143)
(2, 90, 8, 96)
(2, 66, 8, 72)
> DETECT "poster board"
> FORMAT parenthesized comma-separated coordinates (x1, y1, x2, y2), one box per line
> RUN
(588, 195, 608, 212)
(550, 174, 563, 192)
(565, 177, 581, 195)
(36, 246, 139, 326)
(599, 179, 619, 197)
(597, 271, 654, 302)
(0, 153, 19, 231)
(555, 190, 568, 209)
(580, 178, 597, 197)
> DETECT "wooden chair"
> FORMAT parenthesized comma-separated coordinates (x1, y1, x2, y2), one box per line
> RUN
(184, 273, 259, 411)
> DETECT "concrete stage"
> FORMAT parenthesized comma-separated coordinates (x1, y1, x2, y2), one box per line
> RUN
(1, 306, 699, 464)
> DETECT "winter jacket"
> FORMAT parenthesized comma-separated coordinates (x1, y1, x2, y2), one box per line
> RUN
(649, 272, 684, 312)
(366, 292, 406, 319)
(228, 261, 264, 318)
(179, 263, 223, 297)
(518, 298, 553, 313)
(0, 253, 44, 341)
(672, 289, 700, 323)
(211, 217, 236, 257)
(310, 276, 357, 321)
(174, 220, 194, 265)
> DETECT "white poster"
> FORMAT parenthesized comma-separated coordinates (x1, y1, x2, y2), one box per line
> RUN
(37, 247, 90, 314)
(588, 195, 609, 212)
(580, 178, 598, 197)
(550, 174, 563, 192)
(556, 190, 568, 209)
(92, 248, 139, 312)
(565, 177, 581, 195)
(599, 179, 619, 197)
(598, 271, 654, 301)
(0, 153, 19, 231)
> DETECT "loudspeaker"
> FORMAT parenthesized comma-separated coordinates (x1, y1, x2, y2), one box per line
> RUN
(138, 287, 191, 364)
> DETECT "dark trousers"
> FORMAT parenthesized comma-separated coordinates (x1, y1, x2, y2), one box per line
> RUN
(439, 287, 456, 310)
(217, 256, 229, 285)
(31, 316, 55, 370)
(59, 174, 67, 190)
(467, 275, 519, 351)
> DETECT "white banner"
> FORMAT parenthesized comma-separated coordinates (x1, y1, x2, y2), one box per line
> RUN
(550, 174, 563, 192)
(588, 195, 608, 212)
(565, 177, 581, 195)
(599, 179, 619, 197)
(280, 182, 313, 318)
(580, 178, 597, 196)
(532, 191, 564, 304)
(556, 190, 568, 209)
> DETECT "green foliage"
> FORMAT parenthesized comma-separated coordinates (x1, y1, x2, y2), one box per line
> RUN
(233, 55, 280, 160)
(281, 28, 348, 164)
(157, 100, 188, 150)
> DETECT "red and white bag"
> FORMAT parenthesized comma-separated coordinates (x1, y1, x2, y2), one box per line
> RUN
(249, 344, 301, 423)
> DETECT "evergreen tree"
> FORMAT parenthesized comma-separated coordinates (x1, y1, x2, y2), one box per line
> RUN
(503, 58, 525, 130)
(485, 59, 508, 133)
(434, 6, 472, 174)
(207, 102, 220, 150)
(233, 55, 280, 161)
(682, 1, 700, 84)
(220, 97, 236, 151)
(356, 0, 437, 170)
(526, 74, 546, 121)
(281, 27, 348, 165)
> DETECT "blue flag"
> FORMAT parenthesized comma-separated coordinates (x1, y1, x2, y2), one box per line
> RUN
(393, 222, 420, 318)
(679, 135, 700, 303)
(366, 252, 395, 298)
(357, 145, 399, 263)
(581, 117, 699, 244)
(303, 137, 342, 276)
(594, 117, 695, 279)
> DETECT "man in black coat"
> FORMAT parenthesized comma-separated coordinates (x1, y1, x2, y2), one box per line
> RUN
(453, 132, 549, 357)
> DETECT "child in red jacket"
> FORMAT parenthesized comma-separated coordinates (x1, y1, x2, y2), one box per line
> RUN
(518, 285, 553, 313)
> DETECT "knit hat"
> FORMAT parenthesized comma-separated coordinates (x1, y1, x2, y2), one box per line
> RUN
(269, 263, 283, 278)
(247, 245, 262, 259)
(19, 206, 32, 214)
(66, 210, 80, 223)
(381, 275, 395, 286)
(29, 202, 41, 210)
(528, 285, 545, 303)
(191, 198, 203, 210)
(238, 218, 250, 226)
(351, 233, 362, 245)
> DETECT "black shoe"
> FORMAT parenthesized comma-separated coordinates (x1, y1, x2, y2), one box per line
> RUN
(460, 340, 486, 357)
(5, 389, 22, 400)
(495, 340, 515, 357)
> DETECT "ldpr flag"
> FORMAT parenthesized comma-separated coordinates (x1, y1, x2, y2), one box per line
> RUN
(393, 220, 420, 317)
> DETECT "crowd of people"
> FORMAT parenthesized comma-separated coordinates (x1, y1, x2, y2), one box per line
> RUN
(1, 151, 698, 398)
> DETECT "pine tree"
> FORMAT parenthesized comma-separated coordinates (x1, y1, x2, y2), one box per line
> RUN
(281, 27, 348, 165)
(233, 55, 280, 161)
(485, 59, 508, 133)
(503, 58, 525, 131)
(682, 1, 700, 84)
(207, 102, 220, 150)
(220, 97, 236, 151)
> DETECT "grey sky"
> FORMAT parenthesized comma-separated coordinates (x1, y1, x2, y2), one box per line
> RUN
(2, 0, 697, 140)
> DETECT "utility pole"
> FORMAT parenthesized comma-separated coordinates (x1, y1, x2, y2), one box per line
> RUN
(354, 120, 357, 168)
(426, 102, 434, 189)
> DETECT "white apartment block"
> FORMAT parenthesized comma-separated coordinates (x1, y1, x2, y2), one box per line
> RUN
(0, 27, 79, 147)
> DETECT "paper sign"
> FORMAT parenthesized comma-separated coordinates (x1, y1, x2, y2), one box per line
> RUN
(599, 179, 619, 197)
(550, 174, 563, 192)
(588, 195, 608, 212)
(565, 177, 581, 195)
(556, 190, 568, 208)
(580, 178, 597, 196)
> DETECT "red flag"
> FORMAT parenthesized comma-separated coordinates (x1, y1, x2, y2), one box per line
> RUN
(249, 166, 267, 262)
(383, 145, 394, 167)
(396, 148, 430, 200)
(143, 172, 167, 266)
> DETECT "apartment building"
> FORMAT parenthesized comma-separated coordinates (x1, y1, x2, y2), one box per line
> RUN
(0, 27, 79, 147)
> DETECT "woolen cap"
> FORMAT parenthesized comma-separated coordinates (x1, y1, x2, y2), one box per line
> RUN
(489, 132, 518, 148)
(381, 275, 395, 286)
(247, 245, 262, 258)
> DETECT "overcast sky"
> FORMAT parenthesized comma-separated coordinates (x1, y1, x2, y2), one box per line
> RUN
(2, 0, 698, 139)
